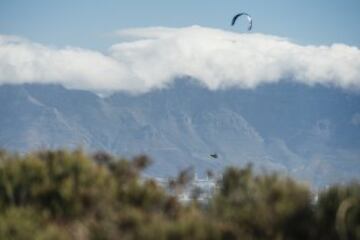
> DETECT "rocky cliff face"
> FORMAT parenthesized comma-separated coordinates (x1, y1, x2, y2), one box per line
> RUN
(0, 80, 359, 187)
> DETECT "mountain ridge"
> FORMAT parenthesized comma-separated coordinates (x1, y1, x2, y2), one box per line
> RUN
(0, 80, 359, 187)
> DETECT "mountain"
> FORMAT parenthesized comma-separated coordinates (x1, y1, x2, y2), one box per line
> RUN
(0, 80, 359, 187)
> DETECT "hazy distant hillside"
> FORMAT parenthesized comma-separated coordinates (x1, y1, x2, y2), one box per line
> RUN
(0, 80, 359, 187)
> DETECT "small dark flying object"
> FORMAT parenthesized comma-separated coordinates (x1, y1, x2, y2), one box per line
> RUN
(231, 12, 253, 31)
(210, 154, 218, 159)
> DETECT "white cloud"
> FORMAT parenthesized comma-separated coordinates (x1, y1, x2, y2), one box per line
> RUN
(0, 26, 360, 93)
(0, 35, 132, 92)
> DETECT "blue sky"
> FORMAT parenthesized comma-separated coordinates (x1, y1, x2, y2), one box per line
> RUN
(1, 0, 359, 50)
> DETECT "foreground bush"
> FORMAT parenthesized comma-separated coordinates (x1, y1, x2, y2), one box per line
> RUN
(211, 166, 316, 239)
(316, 183, 360, 240)
(0, 149, 358, 240)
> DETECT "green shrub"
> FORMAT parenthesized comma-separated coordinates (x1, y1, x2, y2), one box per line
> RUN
(211, 165, 316, 240)
(0, 207, 69, 240)
(315, 183, 360, 240)
(0, 150, 116, 219)
(0, 149, 359, 240)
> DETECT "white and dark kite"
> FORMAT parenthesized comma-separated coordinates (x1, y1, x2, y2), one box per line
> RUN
(231, 12, 253, 31)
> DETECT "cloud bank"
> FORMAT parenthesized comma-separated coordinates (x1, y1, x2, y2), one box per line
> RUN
(0, 26, 360, 93)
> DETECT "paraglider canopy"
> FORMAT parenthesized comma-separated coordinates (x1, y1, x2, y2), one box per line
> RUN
(231, 12, 253, 31)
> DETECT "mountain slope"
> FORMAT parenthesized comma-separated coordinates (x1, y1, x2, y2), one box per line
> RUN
(0, 81, 359, 186)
